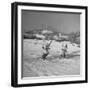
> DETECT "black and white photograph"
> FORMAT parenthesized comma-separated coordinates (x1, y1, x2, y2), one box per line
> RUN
(22, 10, 80, 77)
(11, 2, 88, 87)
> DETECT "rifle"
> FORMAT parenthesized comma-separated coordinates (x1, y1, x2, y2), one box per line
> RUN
(42, 40, 52, 50)
(46, 40, 52, 49)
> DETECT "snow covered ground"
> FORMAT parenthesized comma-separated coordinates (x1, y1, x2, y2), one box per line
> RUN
(22, 39, 80, 77)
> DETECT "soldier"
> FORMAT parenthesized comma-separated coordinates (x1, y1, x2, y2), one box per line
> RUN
(42, 40, 52, 60)
(61, 44, 68, 58)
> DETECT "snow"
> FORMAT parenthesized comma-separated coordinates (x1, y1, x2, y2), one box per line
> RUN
(23, 39, 80, 77)
(42, 30, 53, 34)
(35, 34, 45, 39)
(23, 39, 80, 58)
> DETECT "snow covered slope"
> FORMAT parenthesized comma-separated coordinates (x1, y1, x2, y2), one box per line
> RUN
(23, 39, 80, 77)
(23, 39, 80, 58)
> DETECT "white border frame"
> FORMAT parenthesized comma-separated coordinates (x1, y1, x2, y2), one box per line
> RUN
(18, 5, 85, 84)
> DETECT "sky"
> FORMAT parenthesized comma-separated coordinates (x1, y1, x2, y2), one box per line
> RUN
(22, 10, 80, 34)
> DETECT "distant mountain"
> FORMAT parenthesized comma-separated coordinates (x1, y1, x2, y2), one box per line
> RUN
(23, 29, 80, 44)
(24, 29, 67, 40)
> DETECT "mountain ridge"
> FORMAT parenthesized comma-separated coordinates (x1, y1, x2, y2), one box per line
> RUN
(23, 29, 80, 44)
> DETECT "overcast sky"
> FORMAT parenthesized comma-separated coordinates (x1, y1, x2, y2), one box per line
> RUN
(22, 10, 80, 34)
